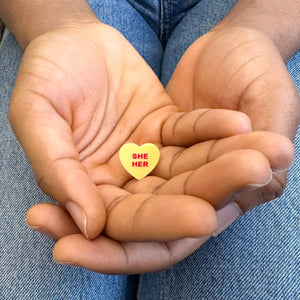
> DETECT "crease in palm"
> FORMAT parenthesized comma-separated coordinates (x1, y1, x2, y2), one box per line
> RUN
(16, 23, 296, 272)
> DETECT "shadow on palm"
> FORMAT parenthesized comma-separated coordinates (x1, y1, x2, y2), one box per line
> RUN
(20, 24, 294, 273)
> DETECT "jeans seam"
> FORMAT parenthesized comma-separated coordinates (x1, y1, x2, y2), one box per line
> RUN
(159, 0, 164, 42)
(160, 0, 173, 46)
(166, 0, 172, 43)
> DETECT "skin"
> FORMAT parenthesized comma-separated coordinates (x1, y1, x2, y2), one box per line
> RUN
(9, 22, 266, 240)
(166, 26, 300, 212)
(1, 0, 299, 273)
(17, 23, 293, 274)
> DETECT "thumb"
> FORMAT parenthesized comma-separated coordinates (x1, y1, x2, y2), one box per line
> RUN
(9, 88, 105, 239)
(238, 52, 300, 139)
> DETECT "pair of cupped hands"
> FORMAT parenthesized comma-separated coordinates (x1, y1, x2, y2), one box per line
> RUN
(9, 21, 299, 274)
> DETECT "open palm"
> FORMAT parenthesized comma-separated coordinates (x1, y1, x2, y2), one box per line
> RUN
(15, 23, 293, 273)
(167, 26, 298, 211)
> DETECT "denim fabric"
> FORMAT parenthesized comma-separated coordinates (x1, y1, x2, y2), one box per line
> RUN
(0, 1, 161, 299)
(1, 0, 299, 299)
(86, 0, 163, 76)
(138, 1, 300, 299)
(161, 0, 237, 86)
(0, 30, 135, 300)
(126, 0, 199, 46)
(138, 127, 300, 300)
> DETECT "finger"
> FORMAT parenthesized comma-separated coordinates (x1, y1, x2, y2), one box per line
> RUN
(25, 204, 181, 273)
(88, 129, 293, 188)
(28, 185, 217, 242)
(97, 185, 217, 242)
(155, 131, 294, 179)
(27, 203, 240, 274)
(124, 176, 166, 194)
(124, 170, 286, 237)
(52, 204, 242, 274)
(53, 234, 184, 274)
(26, 203, 80, 240)
(26, 203, 211, 273)
(170, 201, 242, 247)
(235, 170, 288, 213)
(9, 93, 105, 239)
(54, 234, 213, 274)
(124, 175, 245, 236)
(155, 149, 272, 210)
(161, 109, 252, 146)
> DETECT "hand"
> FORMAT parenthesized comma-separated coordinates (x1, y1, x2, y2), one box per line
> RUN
(9, 21, 254, 239)
(27, 128, 292, 273)
(166, 26, 299, 212)
(18, 22, 293, 273)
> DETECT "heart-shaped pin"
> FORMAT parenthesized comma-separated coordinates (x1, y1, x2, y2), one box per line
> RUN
(119, 143, 160, 180)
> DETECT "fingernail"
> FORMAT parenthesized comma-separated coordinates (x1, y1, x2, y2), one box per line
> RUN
(212, 202, 242, 236)
(28, 225, 55, 240)
(245, 169, 273, 190)
(272, 158, 294, 172)
(65, 202, 88, 239)
(272, 166, 291, 172)
(54, 260, 77, 267)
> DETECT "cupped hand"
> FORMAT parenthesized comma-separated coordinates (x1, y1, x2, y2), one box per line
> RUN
(166, 26, 299, 212)
(21, 22, 294, 273)
(27, 129, 292, 273)
(9, 22, 253, 239)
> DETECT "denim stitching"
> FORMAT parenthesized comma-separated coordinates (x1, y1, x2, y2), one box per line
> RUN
(159, 0, 164, 42)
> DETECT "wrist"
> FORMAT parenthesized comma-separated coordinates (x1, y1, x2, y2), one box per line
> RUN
(24, 17, 101, 49)
(213, 0, 300, 62)
(0, 1, 99, 50)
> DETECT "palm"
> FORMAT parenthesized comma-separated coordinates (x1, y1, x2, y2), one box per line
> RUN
(11, 23, 183, 239)
(13, 22, 252, 234)
(168, 27, 299, 134)
(20, 24, 293, 273)
(167, 27, 299, 211)
(14, 24, 174, 182)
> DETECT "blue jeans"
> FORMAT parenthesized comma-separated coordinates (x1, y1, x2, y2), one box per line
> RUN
(0, 0, 299, 299)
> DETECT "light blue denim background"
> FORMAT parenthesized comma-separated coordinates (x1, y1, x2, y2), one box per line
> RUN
(0, 0, 299, 299)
